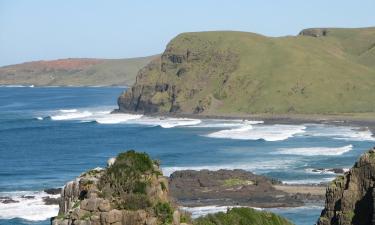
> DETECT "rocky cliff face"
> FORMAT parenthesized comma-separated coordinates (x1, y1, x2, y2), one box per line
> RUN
(52, 150, 189, 225)
(317, 148, 375, 225)
(118, 28, 375, 116)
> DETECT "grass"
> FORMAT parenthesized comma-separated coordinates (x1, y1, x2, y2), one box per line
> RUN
(121, 27, 375, 115)
(0, 55, 158, 86)
(222, 178, 254, 187)
(193, 207, 294, 225)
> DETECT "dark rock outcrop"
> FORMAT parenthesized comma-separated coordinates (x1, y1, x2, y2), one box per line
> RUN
(169, 169, 311, 208)
(317, 148, 375, 225)
(299, 28, 328, 37)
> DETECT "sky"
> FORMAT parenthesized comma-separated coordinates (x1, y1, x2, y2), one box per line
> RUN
(0, 0, 375, 66)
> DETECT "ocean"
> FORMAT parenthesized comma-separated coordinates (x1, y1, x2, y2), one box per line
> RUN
(0, 86, 374, 225)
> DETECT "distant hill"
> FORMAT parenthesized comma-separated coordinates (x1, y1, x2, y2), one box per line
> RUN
(118, 27, 375, 116)
(0, 55, 158, 86)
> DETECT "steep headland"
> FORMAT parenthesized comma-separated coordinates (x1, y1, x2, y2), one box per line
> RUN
(0, 55, 157, 86)
(118, 27, 375, 117)
(317, 148, 375, 225)
(51, 150, 294, 225)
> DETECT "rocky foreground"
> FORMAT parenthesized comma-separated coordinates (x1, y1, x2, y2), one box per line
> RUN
(169, 169, 324, 208)
(317, 147, 375, 225)
(51, 150, 294, 225)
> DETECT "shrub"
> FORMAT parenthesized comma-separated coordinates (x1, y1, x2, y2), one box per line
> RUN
(194, 207, 294, 225)
(154, 202, 173, 224)
(99, 150, 156, 210)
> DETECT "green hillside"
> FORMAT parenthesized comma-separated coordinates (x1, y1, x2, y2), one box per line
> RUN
(0, 55, 158, 86)
(118, 27, 375, 116)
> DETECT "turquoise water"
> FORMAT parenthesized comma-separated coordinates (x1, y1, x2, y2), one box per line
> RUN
(0, 86, 374, 225)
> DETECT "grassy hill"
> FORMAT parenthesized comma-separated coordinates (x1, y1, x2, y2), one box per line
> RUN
(118, 27, 375, 116)
(0, 55, 157, 86)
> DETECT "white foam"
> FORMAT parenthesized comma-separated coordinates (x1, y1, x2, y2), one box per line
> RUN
(276, 144, 353, 156)
(189, 120, 263, 128)
(282, 177, 335, 184)
(95, 113, 143, 124)
(305, 168, 350, 175)
(48, 108, 201, 128)
(36, 117, 43, 120)
(162, 159, 296, 177)
(130, 117, 202, 128)
(205, 124, 306, 141)
(51, 110, 93, 120)
(180, 205, 240, 218)
(0, 191, 59, 221)
(304, 124, 375, 141)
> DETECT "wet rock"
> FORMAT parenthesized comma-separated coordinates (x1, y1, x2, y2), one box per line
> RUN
(21, 195, 35, 199)
(43, 196, 61, 205)
(44, 188, 62, 195)
(0, 197, 19, 204)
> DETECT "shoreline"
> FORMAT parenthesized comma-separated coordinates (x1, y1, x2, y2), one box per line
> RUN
(113, 110, 375, 133)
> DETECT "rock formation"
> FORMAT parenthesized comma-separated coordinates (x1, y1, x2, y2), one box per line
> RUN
(51, 150, 190, 225)
(317, 148, 375, 225)
(169, 169, 313, 208)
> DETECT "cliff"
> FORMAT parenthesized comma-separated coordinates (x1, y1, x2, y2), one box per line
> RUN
(118, 27, 375, 116)
(317, 148, 375, 225)
(0, 55, 157, 86)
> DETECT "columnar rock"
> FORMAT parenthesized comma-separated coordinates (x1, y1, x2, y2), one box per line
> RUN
(52, 150, 189, 225)
(317, 148, 375, 225)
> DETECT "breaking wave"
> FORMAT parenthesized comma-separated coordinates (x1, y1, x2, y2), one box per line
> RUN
(47, 108, 201, 128)
(205, 124, 306, 141)
(276, 144, 353, 156)
(0, 191, 59, 221)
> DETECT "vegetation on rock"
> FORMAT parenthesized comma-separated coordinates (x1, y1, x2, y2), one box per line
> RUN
(194, 207, 294, 225)
(119, 27, 375, 116)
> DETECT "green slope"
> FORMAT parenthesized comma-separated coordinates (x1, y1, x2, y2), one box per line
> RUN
(118, 27, 375, 115)
(0, 55, 158, 86)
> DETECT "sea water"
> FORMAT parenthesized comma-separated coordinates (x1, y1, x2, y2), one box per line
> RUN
(0, 86, 374, 225)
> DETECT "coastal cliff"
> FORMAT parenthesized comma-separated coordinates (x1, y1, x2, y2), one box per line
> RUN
(118, 27, 375, 116)
(317, 148, 375, 225)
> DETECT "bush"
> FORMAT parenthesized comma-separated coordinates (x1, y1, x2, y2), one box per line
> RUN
(154, 202, 173, 224)
(99, 150, 156, 210)
(194, 207, 294, 225)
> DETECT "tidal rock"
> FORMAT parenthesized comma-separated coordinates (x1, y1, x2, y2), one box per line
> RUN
(45, 188, 62, 195)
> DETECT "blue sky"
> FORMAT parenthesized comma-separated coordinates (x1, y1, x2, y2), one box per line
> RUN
(0, 0, 374, 66)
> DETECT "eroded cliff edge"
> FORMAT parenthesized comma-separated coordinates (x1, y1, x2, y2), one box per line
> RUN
(317, 148, 375, 225)
(118, 27, 375, 116)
